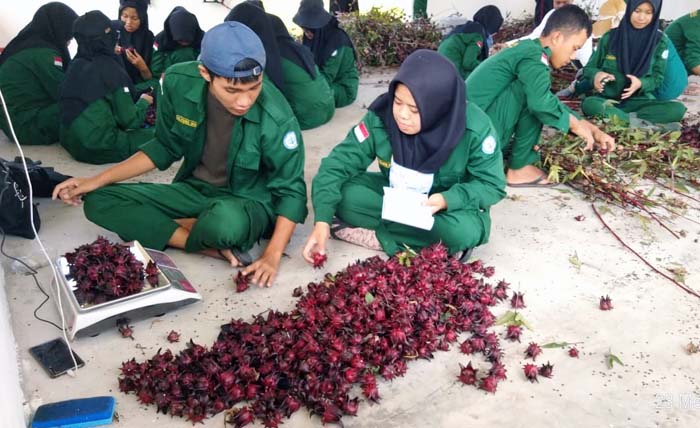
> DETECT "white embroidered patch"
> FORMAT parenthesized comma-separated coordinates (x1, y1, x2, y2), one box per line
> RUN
(481, 135, 497, 155)
(283, 131, 298, 150)
(123, 86, 130, 93)
(662, 49, 669, 60)
(540, 53, 549, 67)
(331, 49, 338, 57)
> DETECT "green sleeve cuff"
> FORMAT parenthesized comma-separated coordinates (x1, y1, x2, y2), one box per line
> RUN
(275, 198, 308, 224)
(555, 109, 571, 133)
(441, 188, 462, 213)
(139, 139, 175, 171)
(313, 207, 336, 225)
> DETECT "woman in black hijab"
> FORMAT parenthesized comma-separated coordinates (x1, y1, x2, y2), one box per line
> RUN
(303, 50, 505, 262)
(59, 11, 155, 164)
(0, 2, 78, 145)
(268, 14, 334, 129)
(293, 0, 358, 107)
(225, 2, 285, 93)
(438, 5, 503, 80)
(151, 7, 204, 78)
(115, 0, 155, 87)
(582, 0, 687, 125)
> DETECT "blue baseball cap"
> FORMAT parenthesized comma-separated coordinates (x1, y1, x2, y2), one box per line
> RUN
(199, 21, 266, 78)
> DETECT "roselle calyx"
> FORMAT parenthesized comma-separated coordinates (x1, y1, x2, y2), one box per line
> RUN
(568, 347, 579, 358)
(599, 295, 613, 311)
(538, 362, 554, 378)
(457, 362, 478, 385)
(525, 342, 542, 360)
(167, 330, 180, 343)
(523, 363, 539, 382)
(510, 292, 526, 309)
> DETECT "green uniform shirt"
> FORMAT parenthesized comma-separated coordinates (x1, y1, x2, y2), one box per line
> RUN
(0, 47, 64, 145)
(60, 86, 151, 164)
(665, 10, 700, 74)
(150, 45, 199, 78)
(583, 30, 670, 100)
(320, 46, 359, 108)
(467, 39, 572, 134)
(312, 103, 506, 224)
(438, 32, 485, 80)
(280, 57, 334, 130)
(139, 61, 308, 224)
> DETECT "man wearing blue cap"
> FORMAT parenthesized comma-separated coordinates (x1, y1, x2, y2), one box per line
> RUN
(53, 22, 308, 287)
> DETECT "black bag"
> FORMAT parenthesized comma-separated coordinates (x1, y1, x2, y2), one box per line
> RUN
(0, 157, 71, 239)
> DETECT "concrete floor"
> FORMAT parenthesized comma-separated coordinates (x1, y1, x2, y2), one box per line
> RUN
(2, 72, 700, 428)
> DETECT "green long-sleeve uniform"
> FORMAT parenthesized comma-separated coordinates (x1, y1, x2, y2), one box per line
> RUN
(320, 46, 358, 108)
(582, 31, 686, 124)
(467, 39, 573, 170)
(312, 103, 505, 256)
(280, 58, 334, 130)
(83, 62, 308, 253)
(150, 45, 199, 78)
(437, 33, 485, 80)
(60, 86, 154, 164)
(665, 10, 700, 75)
(0, 48, 65, 145)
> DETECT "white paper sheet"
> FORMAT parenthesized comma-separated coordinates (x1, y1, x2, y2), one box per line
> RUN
(381, 186, 435, 231)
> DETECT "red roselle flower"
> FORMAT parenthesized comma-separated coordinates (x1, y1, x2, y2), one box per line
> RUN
(457, 362, 478, 385)
(538, 362, 554, 378)
(599, 295, 613, 311)
(524, 342, 542, 360)
(234, 272, 250, 293)
(311, 252, 327, 269)
(167, 330, 180, 343)
(505, 325, 523, 342)
(568, 347, 579, 358)
(510, 292, 526, 309)
(523, 363, 539, 382)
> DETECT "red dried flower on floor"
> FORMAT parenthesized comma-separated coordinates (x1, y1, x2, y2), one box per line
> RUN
(311, 252, 327, 269)
(167, 330, 180, 343)
(524, 342, 542, 360)
(510, 292, 526, 309)
(234, 272, 250, 293)
(505, 325, 523, 342)
(538, 362, 554, 378)
(523, 363, 539, 382)
(574, 215, 585, 222)
(599, 295, 613, 311)
(457, 362, 478, 385)
(226, 406, 255, 428)
(145, 260, 159, 286)
(292, 286, 303, 297)
(479, 375, 499, 393)
(568, 347, 579, 358)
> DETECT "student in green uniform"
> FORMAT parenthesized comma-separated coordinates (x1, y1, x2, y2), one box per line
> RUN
(151, 7, 204, 78)
(303, 50, 505, 261)
(225, 2, 286, 94)
(54, 22, 307, 287)
(59, 11, 154, 164)
(294, 0, 359, 108)
(0, 2, 78, 145)
(665, 9, 700, 76)
(582, 0, 686, 126)
(269, 14, 334, 129)
(467, 5, 615, 187)
(115, 0, 156, 91)
(437, 5, 504, 80)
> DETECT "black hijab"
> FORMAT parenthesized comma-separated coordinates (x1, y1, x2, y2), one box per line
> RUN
(269, 14, 316, 78)
(368, 50, 466, 174)
(447, 5, 503, 60)
(60, 11, 135, 126)
(0, 2, 78, 69)
(154, 7, 204, 53)
(609, 0, 663, 76)
(225, 2, 285, 93)
(116, 0, 154, 83)
(303, 17, 355, 68)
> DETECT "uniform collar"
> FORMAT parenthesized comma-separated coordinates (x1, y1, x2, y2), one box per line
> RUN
(533, 38, 552, 58)
(184, 77, 262, 124)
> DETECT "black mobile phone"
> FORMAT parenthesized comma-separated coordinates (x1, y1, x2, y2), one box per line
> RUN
(30, 338, 85, 378)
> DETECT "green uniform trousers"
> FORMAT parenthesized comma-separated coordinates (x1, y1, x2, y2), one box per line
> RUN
(485, 82, 543, 170)
(12, 103, 61, 146)
(335, 172, 488, 255)
(83, 178, 273, 253)
(581, 96, 687, 124)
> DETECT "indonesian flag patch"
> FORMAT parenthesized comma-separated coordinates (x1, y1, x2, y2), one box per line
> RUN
(153, 41, 159, 51)
(53, 56, 63, 68)
(476, 40, 483, 48)
(540, 53, 549, 67)
(354, 122, 369, 143)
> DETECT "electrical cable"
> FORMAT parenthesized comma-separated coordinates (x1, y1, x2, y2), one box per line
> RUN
(0, 87, 79, 373)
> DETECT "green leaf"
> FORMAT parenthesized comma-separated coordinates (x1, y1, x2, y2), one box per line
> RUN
(440, 311, 452, 323)
(605, 351, 624, 369)
(569, 252, 583, 272)
(364, 292, 375, 305)
(495, 311, 517, 326)
(542, 341, 579, 349)
(513, 313, 534, 331)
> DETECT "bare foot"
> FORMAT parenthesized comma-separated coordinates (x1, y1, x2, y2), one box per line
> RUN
(506, 165, 551, 185)
(200, 248, 240, 267)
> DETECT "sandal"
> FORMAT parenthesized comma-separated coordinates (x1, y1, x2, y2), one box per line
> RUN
(330, 218, 382, 251)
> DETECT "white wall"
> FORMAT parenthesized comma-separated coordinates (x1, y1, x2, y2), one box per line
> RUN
(0, 263, 26, 428)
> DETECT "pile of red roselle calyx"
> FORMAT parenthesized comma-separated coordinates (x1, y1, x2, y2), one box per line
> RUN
(65, 237, 158, 306)
(118, 244, 510, 426)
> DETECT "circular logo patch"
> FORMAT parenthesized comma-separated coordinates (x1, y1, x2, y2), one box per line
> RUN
(283, 131, 298, 150)
(482, 135, 497, 155)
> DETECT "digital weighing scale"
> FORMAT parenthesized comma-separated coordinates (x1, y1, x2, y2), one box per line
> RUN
(51, 241, 202, 340)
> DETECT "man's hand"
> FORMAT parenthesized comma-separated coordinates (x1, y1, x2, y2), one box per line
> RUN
(570, 117, 595, 150)
(423, 193, 447, 215)
(579, 120, 616, 152)
(302, 222, 330, 264)
(621, 74, 642, 100)
(52, 177, 102, 206)
(594, 71, 615, 93)
(140, 93, 154, 105)
(242, 249, 282, 288)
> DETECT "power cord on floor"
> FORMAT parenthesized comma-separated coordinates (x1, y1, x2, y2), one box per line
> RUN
(0, 86, 78, 372)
